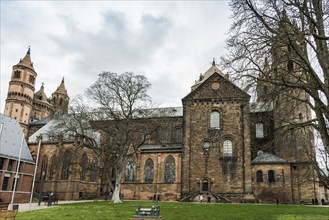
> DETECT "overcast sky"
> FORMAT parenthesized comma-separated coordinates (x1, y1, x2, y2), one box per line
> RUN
(1, 1, 233, 111)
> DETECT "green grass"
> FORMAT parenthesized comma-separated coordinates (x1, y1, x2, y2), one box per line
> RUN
(17, 201, 329, 220)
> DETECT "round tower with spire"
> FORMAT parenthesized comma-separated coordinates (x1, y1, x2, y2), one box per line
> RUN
(4, 47, 37, 137)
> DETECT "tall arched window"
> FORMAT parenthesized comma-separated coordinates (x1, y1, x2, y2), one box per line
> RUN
(49, 156, 57, 180)
(268, 170, 275, 182)
(176, 128, 182, 143)
(164, 155, 175, 183)
(40, 155, 48, 180)
(210, 111, 220, 128)
(125, 157, 136, 183)
(89, 158, 97, 182)
(223, 140, 233, 157)
(80, 153, 88, 181)
(61, 150, 71, 180)
(256, 123, 264, 138)
(256, 170, 263, 182)
(144, 158, 154, 183)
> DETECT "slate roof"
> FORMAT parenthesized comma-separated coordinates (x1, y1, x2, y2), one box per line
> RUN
(28, 117, 101, 146)
(250, 101, 273, 113)
(252, 151, 287, 164)
(142, 144, 182, 153)
(0, 114, 34, 163)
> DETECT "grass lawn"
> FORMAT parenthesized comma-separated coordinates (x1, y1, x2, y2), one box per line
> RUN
(16, 201, 329, 220)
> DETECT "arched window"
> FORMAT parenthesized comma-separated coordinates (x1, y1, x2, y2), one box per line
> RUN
(210, 111, 220, 128)
(268, 170, 275, 182)
(89, 158, 97, 182)
(164, 155, 175, 183)
(80, 153, 88, 181)
(256, 123, 264, 138)
(176, 128, 182, 143)
(14, 70, 21, 78)
(49, 156, 57, 180)
(287, 60, 294, 74)
(223, 140, 233, 157)
(61, 150, 71, 180)
(256, 170, 263, 182)
(40, 156, 48, 180)
(144, 159, 154, 183)
(125, 157, 136, 183)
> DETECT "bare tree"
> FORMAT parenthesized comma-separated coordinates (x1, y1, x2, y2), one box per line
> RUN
(222, 0, 328, 188)
(85, 72, 160, 203)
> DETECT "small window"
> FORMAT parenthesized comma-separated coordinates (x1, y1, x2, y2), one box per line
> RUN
(256, 123, 264, 138)
(0, 158, 4, 170)
(29, 75, 35, 84)
(268, 170, 275, 182)
(7, 160, 14, 171)
(287, 60, 293, 74)
(256, 170, 263, 182)
(14, 70, 21, 78)
(40, 156, 48, 180)
(223, 140, 233, 157)
(210, 111, 220, 128)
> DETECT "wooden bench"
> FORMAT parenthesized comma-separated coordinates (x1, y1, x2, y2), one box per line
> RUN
(0, 210, 17, 219)
(133, 205, 160, 217)
(0, 203, 9, 210)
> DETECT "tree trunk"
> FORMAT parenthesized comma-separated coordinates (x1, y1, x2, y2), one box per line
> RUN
(112, 171, 122, 203)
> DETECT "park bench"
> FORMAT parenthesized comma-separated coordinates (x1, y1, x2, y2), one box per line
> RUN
(0, 203, 9, 210)
(0, 210, 17, 219)
(131, 206, 162, 219)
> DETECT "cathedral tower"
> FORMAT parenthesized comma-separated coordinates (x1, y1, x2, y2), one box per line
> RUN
(4, 48, 37, 136)
(51, 78, 69, 115)
(257, 13, 318, 202)
(31, 83, 52, 121)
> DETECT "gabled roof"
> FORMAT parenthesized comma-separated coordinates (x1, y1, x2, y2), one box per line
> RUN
(0, 114, 34, 163)
(183, 63, 250, 101)
(252, 151, 287, 164)
(191, 61, 226, 91)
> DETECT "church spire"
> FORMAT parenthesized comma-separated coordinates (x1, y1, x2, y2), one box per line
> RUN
(17, 46, 34, 70)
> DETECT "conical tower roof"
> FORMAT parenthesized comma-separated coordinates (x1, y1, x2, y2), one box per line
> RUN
(15, 47, 35, 70)
(34, 83, 49, 103)
(53, 78, 68, 96)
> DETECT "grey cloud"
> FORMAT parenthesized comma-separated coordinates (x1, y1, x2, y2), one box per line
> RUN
(48, 11, 171, 80)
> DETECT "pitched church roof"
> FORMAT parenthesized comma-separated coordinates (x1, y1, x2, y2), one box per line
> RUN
(0, 114, 34, 163)
(191, 60, 226, 91)
(251, 151, 287, 164)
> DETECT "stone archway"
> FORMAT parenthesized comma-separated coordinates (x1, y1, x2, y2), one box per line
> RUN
(200, 178, 211, 192)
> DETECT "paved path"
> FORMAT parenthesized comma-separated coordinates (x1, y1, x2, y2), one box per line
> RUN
(15, 200, 95, 212)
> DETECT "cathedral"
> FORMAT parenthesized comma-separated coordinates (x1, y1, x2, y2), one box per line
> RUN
(1, 43, 323, 203)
